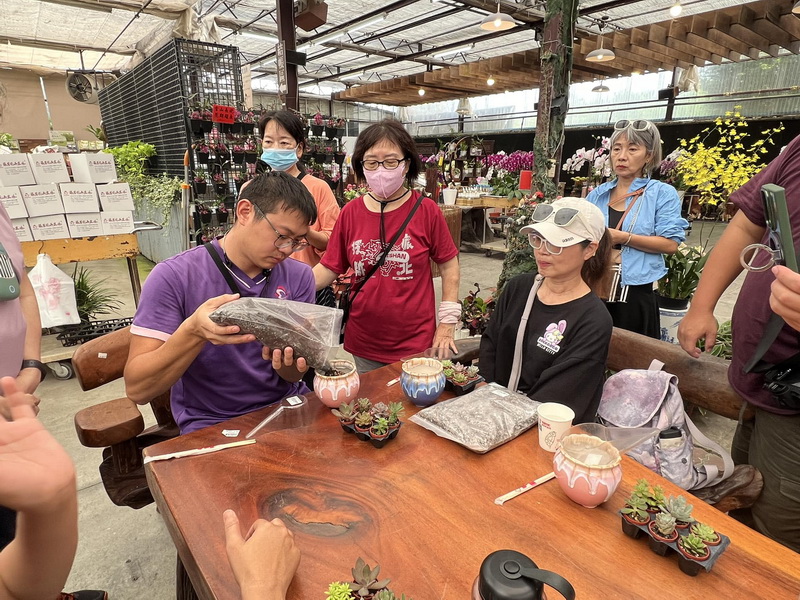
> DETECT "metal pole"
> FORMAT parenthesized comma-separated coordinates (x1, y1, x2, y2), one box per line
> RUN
(276, 0, 298, 110)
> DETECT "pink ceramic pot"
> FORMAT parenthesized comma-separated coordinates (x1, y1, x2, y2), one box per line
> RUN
(313, 360, 360, 408)
(553, 434, 622, 509)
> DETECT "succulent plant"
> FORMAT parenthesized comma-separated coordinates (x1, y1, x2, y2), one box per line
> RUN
(466, 365, 480, 379)
(691, 522, 719, 543)
(326, 582, 355, 600)
(621, 496, 649, 522)
(452, 372, 468, 385)
(371, 416, 390, 437)
(349, 557, 391, 598)
(679, 533, 708, 557)
(440, 360, 453, 368)
(654, 511, 676, 536)
(356, 397, 373, 414)
(647, 485, 666, 510)
(332, 400, 356, 420)
(664, 495, 695, 524)
(632, 479, 651, 501)
(452, 362, 467, 373)
(443, 367, 455, 378)
(371, 402, 389, 419)
(387, 401, 404, 424)
(355, 412, 373, 429)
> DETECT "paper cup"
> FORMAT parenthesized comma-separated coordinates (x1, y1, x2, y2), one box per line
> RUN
(537, 402, 575, 452)
(443, 188, 458, 205)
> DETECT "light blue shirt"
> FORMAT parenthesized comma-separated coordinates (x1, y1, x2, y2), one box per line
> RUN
(586, 177, 688, 287)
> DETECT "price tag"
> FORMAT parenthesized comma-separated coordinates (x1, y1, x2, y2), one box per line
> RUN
(212, 104, 236, 124)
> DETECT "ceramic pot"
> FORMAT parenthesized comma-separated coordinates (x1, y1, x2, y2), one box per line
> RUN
(553, 434, 622, 508)
(401, 357, 445, 407)
(313, 359, 360, 408)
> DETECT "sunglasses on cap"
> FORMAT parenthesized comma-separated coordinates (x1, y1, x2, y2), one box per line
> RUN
(532, 204, 582, 227)
(614, 120, 653, 132)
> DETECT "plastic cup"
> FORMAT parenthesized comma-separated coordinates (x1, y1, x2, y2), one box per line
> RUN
(443, 189, 458, 205)
(537, 402, 575, 452)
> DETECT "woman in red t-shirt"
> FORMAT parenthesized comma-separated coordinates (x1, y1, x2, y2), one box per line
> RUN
(314, 120, 460, 373)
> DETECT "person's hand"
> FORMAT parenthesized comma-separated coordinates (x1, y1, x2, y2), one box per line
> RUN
(770, 266, 800, 331)
(677, 308, 718, 358)
(432, 323, 458, 354)
(607, 229, 630, 246)
(15, 367, 42, 396)
(0, 390, 40, 417)
(262, 347, 308, 382)
(223, 510, 300, 600)
(188, 294, 257, 346)
(0, 377, 75, 515)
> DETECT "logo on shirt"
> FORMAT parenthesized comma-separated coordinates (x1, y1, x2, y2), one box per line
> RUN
(274, 286, 287, 299)
(537, 320, 566, 354)
(350, 234, 415, 281)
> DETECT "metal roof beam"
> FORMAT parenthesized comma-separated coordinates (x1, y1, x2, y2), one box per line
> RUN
(0, 35, 136, 56)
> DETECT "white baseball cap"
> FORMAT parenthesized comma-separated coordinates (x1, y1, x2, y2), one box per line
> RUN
(520, 197, 606, 247)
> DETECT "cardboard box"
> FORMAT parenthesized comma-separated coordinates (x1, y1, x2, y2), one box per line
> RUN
(96, 182, 135, 211)
(101, 211, 134, 235)
(20, 184, 65, 217)
(29, 214, 70, 241)
(0, 186, 27, 219)
(11, 219, 33, 242)
(28, 153, 71, 184)
(66, 212, 103, 238)
(0, 154, 36, 187)
(59, 183, 100, 213)
(69, 152, 117, 183)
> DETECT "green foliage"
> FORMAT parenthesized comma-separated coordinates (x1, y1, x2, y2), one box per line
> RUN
(371, 416, 390, 436)
(387, 401, 404, 425)
(356, 398, 372, 414)
(326, 582, 354, 600)
(331, 401, 356, 420)
(104, 140, 156, 178)
(663, 495, 695, 523)
(691, 522, 718, 543)
(84, 124, 106, 142)
(657, 244, 710, 300)
(654, 511, 676, 536)
(0, 133, 14, 148)
(698, 320, 732, 360)
(460, 282, 496, 336)
(349, 557, 391, 597)
(354, 412, 373, 428)
(679, 533, 708, 557)
(496, 199, 539, 294)
(124, 173, 182, 229)
(71, 266, 123, 323)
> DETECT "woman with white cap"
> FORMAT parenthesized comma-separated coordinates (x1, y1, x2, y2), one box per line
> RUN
(479, 198, 612, 423)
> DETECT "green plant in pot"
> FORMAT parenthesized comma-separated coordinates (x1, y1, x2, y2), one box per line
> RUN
(71, 266, 123, 324)
(125, 173, 183, 229)
(656, 244, 709, 310)
(104, 141, 156, 178)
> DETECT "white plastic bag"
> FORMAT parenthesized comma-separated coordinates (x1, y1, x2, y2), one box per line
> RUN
(28, 253, 81, 327)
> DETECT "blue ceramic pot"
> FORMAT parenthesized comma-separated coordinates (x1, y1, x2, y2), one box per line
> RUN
(401, 358, 445, 407)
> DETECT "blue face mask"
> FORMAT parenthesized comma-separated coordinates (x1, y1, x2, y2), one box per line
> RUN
(261, 147, 299, 172)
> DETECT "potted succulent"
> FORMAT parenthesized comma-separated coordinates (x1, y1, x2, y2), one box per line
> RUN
(196, 203, 212, 224)
(443, 361, 483, 395)
(663, 494, 695, 529)
(216, 198, 229, 224)
(647, 511, 678, 556)
(370, 416, 391, 448)
(387, 401, 404, 437)
(212, 172, 227, 195)
(331, 400, 357, 432)
(691, 522, 721, 547)
(353, 411, 373, 442)
(193, 169, 207, 195)
(311, 111, 325, 136)
(349, 557, 391, 599)
(620, 482, 651, 538)
(326, 582, 355, 600)
(232, 143, 245, 163)
(677, 533, 710, 576)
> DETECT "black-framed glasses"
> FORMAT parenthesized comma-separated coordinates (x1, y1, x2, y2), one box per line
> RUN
(532, 204, 581, 227)
(252, 204, 309, 253)
(528, 233, 564, 255)
(361, 158, 407, 171)
(614, 120, 652, 132)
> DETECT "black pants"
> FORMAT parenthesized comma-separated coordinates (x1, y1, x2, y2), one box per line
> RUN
(604, 283, 660, 339)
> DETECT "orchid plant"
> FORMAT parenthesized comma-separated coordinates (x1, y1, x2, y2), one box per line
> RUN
(562, 136, 611, 186)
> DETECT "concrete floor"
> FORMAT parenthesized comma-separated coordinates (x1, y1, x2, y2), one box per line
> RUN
(39, 219, 742, 598)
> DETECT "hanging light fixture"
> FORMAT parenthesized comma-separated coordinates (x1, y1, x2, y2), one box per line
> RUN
(669, 1, 683, 18)
(480, 3, 515, 31)
(592, 80, 610, 93)
(793, 0, 800, 15)
(456, 98, 472, 116)
(487, 76, 495, 86)
(418, 88, 426, 96)
(586, 34, 615, 62)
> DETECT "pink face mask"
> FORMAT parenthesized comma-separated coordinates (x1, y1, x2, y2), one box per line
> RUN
(363, 165, 407, 199)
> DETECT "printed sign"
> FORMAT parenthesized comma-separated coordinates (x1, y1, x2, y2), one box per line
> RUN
(212, 105, 236, 124)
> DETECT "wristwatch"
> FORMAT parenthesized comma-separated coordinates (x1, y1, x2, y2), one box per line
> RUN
(20, 359, 48, 382)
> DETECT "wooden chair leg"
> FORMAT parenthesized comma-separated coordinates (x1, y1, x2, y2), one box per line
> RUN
(176, 555, 200, 600)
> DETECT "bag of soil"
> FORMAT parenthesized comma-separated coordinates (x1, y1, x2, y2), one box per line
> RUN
(409, 382, 541, 453)
(209, 297, 342, 369)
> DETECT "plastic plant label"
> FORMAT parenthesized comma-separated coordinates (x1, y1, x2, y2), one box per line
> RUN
(222, 429, 240, 438)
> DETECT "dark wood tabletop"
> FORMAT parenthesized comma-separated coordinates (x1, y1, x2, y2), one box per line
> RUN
(145, 363, 800, 600)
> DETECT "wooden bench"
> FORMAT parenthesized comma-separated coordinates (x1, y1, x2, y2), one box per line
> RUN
(452, 328, 763, 513)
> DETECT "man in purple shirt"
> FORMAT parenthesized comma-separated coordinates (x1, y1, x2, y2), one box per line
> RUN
(125, 172, 318, 434)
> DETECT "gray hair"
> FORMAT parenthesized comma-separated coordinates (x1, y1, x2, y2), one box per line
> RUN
(610, 120, 662, 177)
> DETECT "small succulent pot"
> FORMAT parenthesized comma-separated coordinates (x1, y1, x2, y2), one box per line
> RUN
(553, 434, 622, 508)
(353, 422, 371, 442)
(339, 418, 355, 434)
(620, 512, 649, 539)
(675, 520, 692, 531)
(677, 541, 710, 577)
(401, 357, 446, 407)
(388, 421, 402, 439)
(647, 521, 678, 556)
(647, 536, 672, 557)
(313, 360, 360, 408)
(690, 523, 721, 546)
(451, 375, 483, 396)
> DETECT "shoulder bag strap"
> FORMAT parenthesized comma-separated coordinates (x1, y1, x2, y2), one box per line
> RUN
(611, 188, 644, 232)
(204, 242, 241, 295)
(507, 274, 545, 393)
(345, 193, 425, 309)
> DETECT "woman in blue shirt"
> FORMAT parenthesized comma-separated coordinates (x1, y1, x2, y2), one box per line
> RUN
(586, 119, 687, 338)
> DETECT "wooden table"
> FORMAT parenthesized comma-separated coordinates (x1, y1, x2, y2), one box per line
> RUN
(145, 364, 800, 600)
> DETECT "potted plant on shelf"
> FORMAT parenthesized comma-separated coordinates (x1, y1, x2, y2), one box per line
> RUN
(244, 137, 258, 164)
(241, 109, 256, 133)
(196, 203, 212, 224)
(663, 494, 695, 530)
(647, 511, 678, 556)
(214, 142, 229, 163)
(370, 416, 391, 448)
(335, 117, 346, 138)
(460, 282, 496, 336)
(195, 141, 210, 164)
(676, 533, 710, 576)
(620, 480, 651, 538)
(331, 400, 357, 432)
(354, 411, 373, 441)
(311, 111, 325, 136)
(232, 143, 245, 163)
(216, 198, 229, 224)
(325, 117, 337, 139)
(193, 170, 207, 195)
(210, 172, 226, 195)
(690, 522, 721, 546)
(324, 144, 334, 163)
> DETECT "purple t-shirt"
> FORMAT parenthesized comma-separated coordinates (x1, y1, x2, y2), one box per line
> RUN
(131, 239, 316, 433)
(729, 134, 800, 414)
(0, 202, 26, 379)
